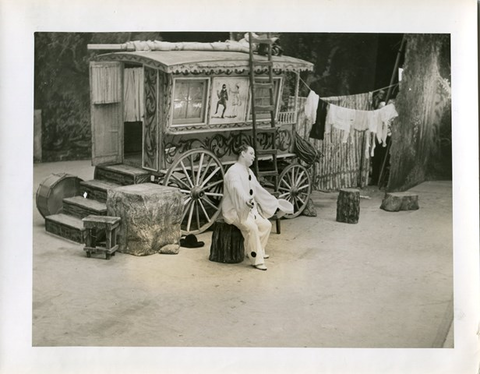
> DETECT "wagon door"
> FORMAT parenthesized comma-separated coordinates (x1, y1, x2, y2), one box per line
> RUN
(90, 61, 123, 166)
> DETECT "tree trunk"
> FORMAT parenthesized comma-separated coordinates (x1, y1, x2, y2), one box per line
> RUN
(336, 188, 360, 224)
(209, 221, 245, 263)
(387, 35, 451, 191)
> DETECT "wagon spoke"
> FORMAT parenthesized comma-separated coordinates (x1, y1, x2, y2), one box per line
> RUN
(198, 199, 211, 223)
(278, 192, 290, 198)
(297, 184, 310, 191)
(186, 200, 195, 232)
(182, 199, 193, 221)
(180, 161, 194, 188)
(296, 194, 306, 206)
(201, 179, 223, 191)
(190, 154, 196, 185)
(296, 175, 308, 188)
(198, 157, 214, 185)
(280, 179, 292, 190)
(179, 189, 191, 194)
(200, 196, 218, 210)
(183, 196, 192, 206)
(295, 170, 305, 187)
(204, 192, 223, 197)
(195, 202, 201, 232)
(200, 166, 221, 188)
(170, 174, 190, 190)
(196, 152, 205, 185)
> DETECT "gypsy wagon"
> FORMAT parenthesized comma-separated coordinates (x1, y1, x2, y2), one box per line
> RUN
(88, 38, 314, 234)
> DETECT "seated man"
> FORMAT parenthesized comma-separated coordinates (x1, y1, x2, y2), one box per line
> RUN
(221, 145, 293, 271)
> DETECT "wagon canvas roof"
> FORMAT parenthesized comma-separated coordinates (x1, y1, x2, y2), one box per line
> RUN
(94, 51, 314, 74)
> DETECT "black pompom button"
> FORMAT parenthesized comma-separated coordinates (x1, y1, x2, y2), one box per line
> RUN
(248, 175, 252, 181)
(251, 251, 257, 258)
(249, 189, 253, 195)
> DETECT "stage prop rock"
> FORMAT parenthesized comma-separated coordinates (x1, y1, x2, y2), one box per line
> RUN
(336, 188, 360, 224)
(106, 184, 183, 256)
(209, 220, 245, 264)
(302, 198, 317, 217)
(380, 192, 419, 212)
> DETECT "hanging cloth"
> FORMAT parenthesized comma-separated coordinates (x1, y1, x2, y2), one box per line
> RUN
(309, 100, 328, 140)
(304, 90, 320, 126)
(124, 68, 144, 122)
(325, 104, 357, 143)
(367, 103, 399, 157)
(322, 92, 373, 110)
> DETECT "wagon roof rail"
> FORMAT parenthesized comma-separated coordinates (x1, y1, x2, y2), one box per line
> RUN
(89, 41, 314, 74)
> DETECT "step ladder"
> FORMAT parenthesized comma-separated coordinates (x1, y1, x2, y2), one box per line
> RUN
(248, 32, 279, 190)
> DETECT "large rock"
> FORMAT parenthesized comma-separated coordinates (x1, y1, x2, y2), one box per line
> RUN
(106, 184, 183, 256)
(301, 198, 317, 217)
(380, 192, 419, 212)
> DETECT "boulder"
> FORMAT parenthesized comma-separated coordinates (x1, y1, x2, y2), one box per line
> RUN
(301, 198, 317, 217)
(106, 184, 183, 256)
(159, 244, 180, 255)
(380, 192, 419, 212)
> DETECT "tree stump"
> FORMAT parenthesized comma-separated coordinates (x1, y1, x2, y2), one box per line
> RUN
(209, 221, 245, 264)
(380, 192, 419, 212)
(336, 188, 360, 224)
(106, 184, 183, 256)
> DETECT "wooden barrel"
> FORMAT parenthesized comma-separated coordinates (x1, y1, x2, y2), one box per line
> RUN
(36, 173, 83, 218)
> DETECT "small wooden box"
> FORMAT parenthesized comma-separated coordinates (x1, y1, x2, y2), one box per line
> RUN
(82, 215, 121, 259)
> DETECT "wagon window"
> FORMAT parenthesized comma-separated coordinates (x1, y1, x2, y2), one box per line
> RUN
(172, 79, 208, 125)
(249, 77, 282, 120)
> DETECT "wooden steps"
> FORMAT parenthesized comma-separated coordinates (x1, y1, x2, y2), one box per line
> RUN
(43, 163, 152, 244)
(94, 164, 151, 185)
(63, 196, 107, 219)
(45, 213, 86, 243)
(80, 179, 121, 203)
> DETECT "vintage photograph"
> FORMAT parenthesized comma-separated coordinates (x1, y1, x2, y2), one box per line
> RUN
(31, 31, 455, 350)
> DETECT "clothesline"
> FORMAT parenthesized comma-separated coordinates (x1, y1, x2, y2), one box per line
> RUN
(298, 77, 399, 98)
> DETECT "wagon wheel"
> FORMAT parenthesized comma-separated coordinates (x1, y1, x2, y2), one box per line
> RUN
(164, 149, 224, 235)
(277, 163, 312, 218)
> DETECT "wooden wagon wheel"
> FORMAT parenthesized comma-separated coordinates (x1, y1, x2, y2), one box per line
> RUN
(164, 149, 224, 235)
(277, 163, 312, 218)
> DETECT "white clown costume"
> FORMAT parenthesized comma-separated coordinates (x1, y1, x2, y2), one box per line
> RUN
(221, 162, 292, 267)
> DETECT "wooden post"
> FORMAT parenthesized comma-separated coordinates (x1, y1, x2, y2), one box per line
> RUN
(336, 188, 360, 224)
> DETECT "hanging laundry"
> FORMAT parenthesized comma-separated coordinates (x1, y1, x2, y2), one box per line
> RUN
(367, 103, 399, 157)
(378, 103, 398, 145)
(352, 109, 371, 132)
(322, 92, 373, 110)
(325, 104, 356, 143)
(309, 100, 328, 140)
(304, 90, 320, 126)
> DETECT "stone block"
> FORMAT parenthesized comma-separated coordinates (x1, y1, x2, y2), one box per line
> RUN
(380, 192, 419, 212)
(106, 184, 183, 256)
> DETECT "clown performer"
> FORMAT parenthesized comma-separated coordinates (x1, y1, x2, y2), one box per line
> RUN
(221, 145, 293, 271)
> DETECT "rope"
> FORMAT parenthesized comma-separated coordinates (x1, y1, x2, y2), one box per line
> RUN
(293, 132, 322, 166)
(298, 78, 399, 98)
